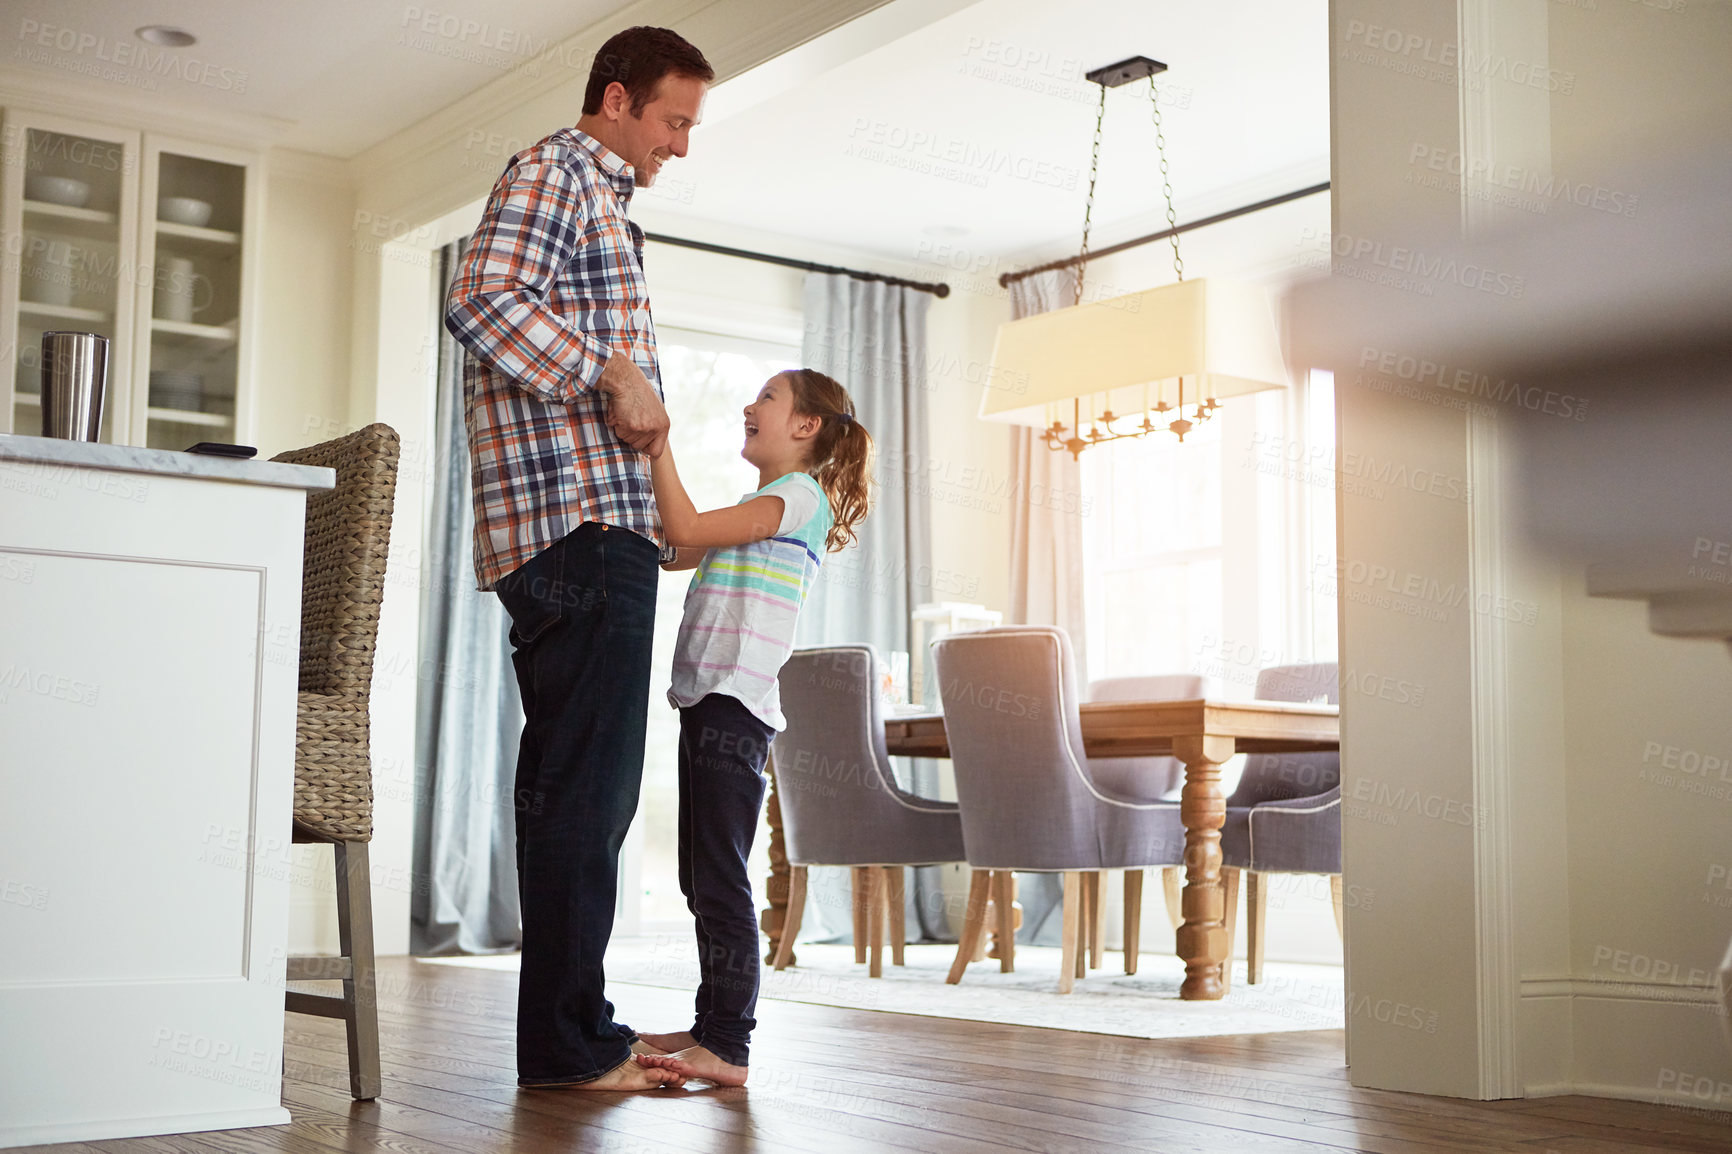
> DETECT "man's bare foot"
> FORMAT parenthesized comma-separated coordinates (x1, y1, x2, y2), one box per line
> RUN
(634, 1045, 747, 1087)
(631, 1030, 697, 1056)
(523, 1057, 685, 1092)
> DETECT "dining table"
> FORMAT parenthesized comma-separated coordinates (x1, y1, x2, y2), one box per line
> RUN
(760, 696, 1341, 1000)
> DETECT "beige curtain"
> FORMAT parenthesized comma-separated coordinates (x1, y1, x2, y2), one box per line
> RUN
(1007, 268, 1089, 684)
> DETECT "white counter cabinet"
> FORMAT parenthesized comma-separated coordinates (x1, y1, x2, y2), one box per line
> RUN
(0, 433, 331, 1147)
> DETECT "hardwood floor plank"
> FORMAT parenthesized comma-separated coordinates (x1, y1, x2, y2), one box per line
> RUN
(281, 1026, 932, 1153)
(745, 1035, 1560, 1153)
(1502, 1095, 1732, 1144)
(1526, 1139, 1732, 1154)
(34, 958, 1732, 1154)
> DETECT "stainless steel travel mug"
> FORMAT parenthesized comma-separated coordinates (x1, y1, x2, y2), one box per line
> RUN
(40, 331, 109, 441)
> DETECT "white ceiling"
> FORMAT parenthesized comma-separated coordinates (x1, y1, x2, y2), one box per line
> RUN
(4, 0, 1328, 265)
(4, 0, 631, 156)
(636, 0, 1330, 266)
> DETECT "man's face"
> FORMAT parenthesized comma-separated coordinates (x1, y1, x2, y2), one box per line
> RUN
(607, 73, 706, 188)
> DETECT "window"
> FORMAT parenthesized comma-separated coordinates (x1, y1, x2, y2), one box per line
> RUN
(1302, 371, 1338, 661)
(1081, 409, 1225, 684)
(1079, 371, 1338, 696)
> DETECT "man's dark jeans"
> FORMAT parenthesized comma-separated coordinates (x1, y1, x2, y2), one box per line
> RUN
(676, 693, 775, 1068)
(495, 521, 657, 1086)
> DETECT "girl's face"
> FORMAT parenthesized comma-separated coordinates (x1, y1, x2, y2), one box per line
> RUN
(741, 374, 817, 468)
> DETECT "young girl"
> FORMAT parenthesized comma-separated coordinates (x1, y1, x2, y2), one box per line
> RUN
(633, 368, 871, 1087)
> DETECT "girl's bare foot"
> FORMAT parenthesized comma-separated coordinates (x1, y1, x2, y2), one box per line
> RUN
(631, 1030, 697, 1055)
(524, 1057, 685, 1092)
(634, 1045, 747, 1087)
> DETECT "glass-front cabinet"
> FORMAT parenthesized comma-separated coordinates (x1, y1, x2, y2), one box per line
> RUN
(133, 137, 258, 449)
(0, 109, 260, 448)
(0, 113, 139, 441)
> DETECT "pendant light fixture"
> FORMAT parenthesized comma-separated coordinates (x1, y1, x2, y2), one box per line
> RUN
(981, 56, 1290, 455)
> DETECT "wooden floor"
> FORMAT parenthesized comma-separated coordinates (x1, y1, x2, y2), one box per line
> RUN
(27, 957, 1732, 1154)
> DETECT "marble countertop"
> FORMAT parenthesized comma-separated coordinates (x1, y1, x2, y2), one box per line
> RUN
(0, 434, 333, 491)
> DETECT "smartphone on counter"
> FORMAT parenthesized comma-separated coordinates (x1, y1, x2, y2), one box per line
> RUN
(185, 443, 258, 459)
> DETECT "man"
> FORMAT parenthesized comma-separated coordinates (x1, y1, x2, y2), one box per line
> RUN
(444, 26, 712, 1092)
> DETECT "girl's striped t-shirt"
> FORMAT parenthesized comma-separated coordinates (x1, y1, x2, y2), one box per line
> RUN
(667, 470, 832, 730)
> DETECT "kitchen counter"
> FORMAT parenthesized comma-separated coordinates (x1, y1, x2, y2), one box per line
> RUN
(0, 435, 331, 1146)
(0, 433, 333, 490)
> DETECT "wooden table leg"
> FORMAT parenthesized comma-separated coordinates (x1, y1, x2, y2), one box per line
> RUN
(760, 755, 792, 967)
(1173, 734, 1236, 1000)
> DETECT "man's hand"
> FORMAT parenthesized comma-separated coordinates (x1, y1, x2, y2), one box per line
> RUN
(598, 352, 669, 457)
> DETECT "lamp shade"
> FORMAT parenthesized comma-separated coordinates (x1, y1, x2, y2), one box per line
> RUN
(980, 276, 1290, 427)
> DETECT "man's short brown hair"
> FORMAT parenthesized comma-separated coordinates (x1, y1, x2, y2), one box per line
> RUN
(582, 26, 714, 117)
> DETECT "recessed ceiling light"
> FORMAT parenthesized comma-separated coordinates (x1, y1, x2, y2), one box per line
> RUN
(136, 26, 196, 48)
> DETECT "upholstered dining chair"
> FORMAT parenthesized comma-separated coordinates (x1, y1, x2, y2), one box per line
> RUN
(1219, 662, 1342, 986)
(933, 626, 1187, 993)
(272, 423, 400, 1100)
(1084, 673, 1202, 973)
(772, 645, 968, 978)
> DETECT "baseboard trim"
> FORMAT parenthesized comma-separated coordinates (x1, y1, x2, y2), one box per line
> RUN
(1524, 1075, 1732, 1109)
(0, 1106, 290, 1150)
(1520, 978, 1731, 1104)
(1519, 1080, 1574, 1098)
(1552, 1080, 1732, 1117)
(1521, 976, 1721, 1008)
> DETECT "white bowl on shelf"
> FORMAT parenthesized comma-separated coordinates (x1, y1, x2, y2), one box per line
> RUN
(23, 269, 74, 308)
(158, 197, 214, 227)
(26, 175, 91, 208)
(149, 369, 205, 412)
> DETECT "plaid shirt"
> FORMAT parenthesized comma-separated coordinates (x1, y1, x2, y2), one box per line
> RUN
(444, 128, 663, 591)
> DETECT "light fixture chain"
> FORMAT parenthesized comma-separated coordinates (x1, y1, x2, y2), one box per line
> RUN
(1148, 75, 1183, 283)
(1075, 81, 1107, 307)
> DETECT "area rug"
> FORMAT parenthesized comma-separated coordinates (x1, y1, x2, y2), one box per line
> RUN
(422, 938, 1344, 1040)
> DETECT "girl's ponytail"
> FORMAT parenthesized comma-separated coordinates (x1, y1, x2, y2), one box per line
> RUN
(782, 369, 873, 552)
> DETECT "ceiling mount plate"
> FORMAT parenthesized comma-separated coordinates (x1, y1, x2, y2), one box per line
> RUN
(1085, 56, 1168, 88)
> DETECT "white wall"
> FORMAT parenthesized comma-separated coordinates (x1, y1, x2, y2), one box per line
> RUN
(1544, 0, 1732, 1104)
(1322, 0, 1732, 1104)
(1326, 0, 1519, 1099)
(253, 153, 372, 955)
(250, 155, 355, 459)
